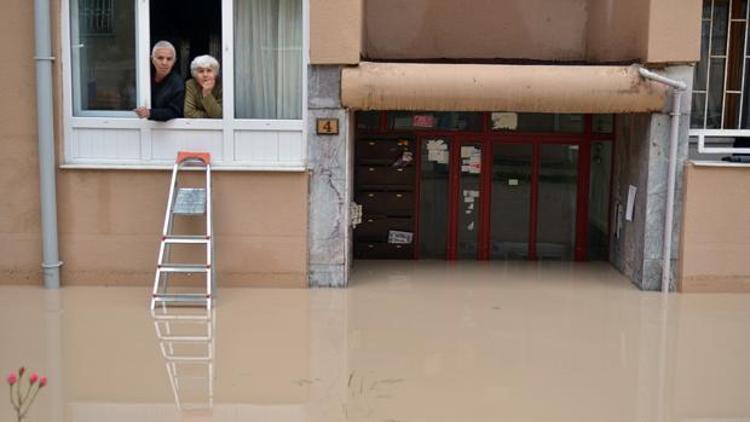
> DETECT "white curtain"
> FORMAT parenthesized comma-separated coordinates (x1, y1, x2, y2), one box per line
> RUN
(235, 0, 302, 119)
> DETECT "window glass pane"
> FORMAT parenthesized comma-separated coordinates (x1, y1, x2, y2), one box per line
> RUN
(513, 114, 584, 133)
(694, 20, 710, 90)
(419, 138, 451, 258)
(588, 141, 612, 260)
(386, 112, 482, 131)
(726, 22, 746, 92)
(71, 0, 136, 115)
(537, 145, 578, 260)
(692, 93, 707, 128)
(556, 114, 585, 132)
(743, 59, 750, 127)
(707, 58, 726, 128)
(235, 0, 303, 119)
(703, 0, 712, 19)
(516, 113, 555, 131)
(592, 114, 614, 134)
(731, 0, 747, 19)
(389, 111, 415, 130)
(711, 0, 729, 56)
(491, 144, 531, 259)
(725, 93, 741, 128)
(356, 111, 381, 130)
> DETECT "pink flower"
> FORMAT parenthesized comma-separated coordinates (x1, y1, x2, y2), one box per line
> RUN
(29, 373, 38, 384)
(6, 373, 17, 385)
(39, 376, 47, 388)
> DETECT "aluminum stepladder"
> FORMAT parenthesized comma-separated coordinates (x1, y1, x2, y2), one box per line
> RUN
(151, 151, 215, 311)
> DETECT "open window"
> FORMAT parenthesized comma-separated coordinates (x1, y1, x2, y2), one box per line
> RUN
(63, 0, 306, 169)
(150, 0, 223, 84)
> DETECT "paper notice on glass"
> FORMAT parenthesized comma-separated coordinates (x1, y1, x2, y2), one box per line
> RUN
(508, 179, 519, 186)
(491, 112, 518, 130)
(468, 202, 474, 210)
(467, 222, 475, 231)
(626, 185, 637, 221)
(428, 150, 439, 162)
(463, 190, 478, 202)
(461, 146, 474, 158)
(413, 114, 435, 128)
(468, 151, 481, 173)
(436, 150, 449, 164)
(461, 165, 471, 172)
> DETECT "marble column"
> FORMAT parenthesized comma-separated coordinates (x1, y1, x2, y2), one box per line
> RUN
(307, 65, 352, 287)
(610, 66, 693, 291)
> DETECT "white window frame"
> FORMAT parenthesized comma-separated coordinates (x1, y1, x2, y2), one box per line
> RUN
(61, 0, 309, 171)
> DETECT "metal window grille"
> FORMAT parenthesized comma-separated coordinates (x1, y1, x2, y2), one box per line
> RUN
(692, 0, 750, 130)
(80, 0, 114, 35)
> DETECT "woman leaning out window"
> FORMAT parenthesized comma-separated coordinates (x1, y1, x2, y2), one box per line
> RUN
(184, 55, 223, 118)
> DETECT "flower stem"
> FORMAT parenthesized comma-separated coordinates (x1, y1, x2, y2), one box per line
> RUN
(15, 380, 23, 410)
(19, 381, 32, 408)
(10, 384, 19, 413)
(18, 385, 40, 421)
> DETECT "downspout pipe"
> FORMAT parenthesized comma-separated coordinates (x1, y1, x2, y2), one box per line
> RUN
(34, 0, 62, 288)
(637, 67, 687, 293)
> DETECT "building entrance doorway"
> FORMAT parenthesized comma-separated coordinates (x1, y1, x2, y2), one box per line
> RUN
(354, 112, 613, 262)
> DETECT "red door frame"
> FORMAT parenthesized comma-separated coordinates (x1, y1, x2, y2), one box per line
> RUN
(357, 112, 612, 262)
(446, 137, 486, 260)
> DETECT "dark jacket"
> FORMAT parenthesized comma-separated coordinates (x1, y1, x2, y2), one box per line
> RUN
(150, 71, 184, 121)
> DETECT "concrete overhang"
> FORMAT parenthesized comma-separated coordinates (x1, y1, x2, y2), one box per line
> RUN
(341, 62, 668, 113)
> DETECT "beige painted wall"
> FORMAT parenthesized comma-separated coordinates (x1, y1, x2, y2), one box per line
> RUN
(310, 0, 363, 64)
(365, 0, 700, 63)
(57, 171, 308, 287)
(586, 0, 650, 62)
(0, 0, 42, 285)
(364, 0, 588, 61)
(0, 1, 309, 287)
(679, 164, 750, 293)
(647, 0, 702, 63)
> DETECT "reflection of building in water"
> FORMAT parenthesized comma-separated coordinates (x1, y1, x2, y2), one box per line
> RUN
(151, 306, 215, 413)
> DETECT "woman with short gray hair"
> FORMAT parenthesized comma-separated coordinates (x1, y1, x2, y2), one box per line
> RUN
(184, 55, 222, 118)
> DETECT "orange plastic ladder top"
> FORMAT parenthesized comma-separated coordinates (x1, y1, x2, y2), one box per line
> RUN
(176, 151, 211, 165)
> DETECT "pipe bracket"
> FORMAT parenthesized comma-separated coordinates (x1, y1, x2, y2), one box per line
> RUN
(41, 261, 63, 269)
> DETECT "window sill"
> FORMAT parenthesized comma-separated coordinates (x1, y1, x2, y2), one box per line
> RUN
(70, 117, 304, 131)
(60, 163, 307, 172)
(690, 160, 750, 168)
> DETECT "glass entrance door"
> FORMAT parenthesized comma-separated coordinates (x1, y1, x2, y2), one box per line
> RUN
(421, 138, 608, 262)
(419, 137, 451, 258)
(490, 144, 532, 259)
(537, 144, 579, 260)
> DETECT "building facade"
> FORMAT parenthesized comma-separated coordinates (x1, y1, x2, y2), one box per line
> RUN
(2, 0, 749, 292)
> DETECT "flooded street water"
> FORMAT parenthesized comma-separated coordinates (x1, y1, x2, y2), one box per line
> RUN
(2, 261, 749, 421)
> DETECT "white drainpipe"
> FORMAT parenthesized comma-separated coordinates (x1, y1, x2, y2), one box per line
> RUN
(34, 0, 62, 288)
(638, 67, 687, 293)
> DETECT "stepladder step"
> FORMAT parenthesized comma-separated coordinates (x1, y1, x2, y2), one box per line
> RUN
(173, 188, 207, 215)
(158, 264, 210, 273)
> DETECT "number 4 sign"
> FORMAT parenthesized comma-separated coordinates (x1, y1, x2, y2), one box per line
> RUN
(316, 118, 339, 135)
